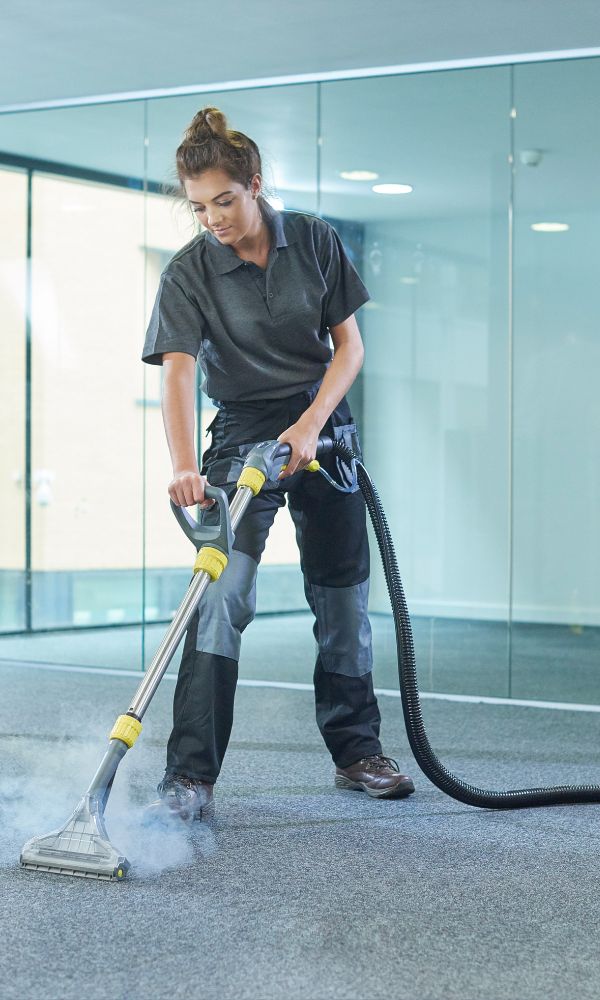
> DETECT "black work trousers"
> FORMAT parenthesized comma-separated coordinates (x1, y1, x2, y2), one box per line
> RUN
(165, 386, 382, 783)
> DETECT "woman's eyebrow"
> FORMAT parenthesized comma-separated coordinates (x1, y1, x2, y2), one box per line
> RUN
(189, 190, 234, 205)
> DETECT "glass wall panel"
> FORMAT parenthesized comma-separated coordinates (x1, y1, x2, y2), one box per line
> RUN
(320, 69, 512, 696)
(0, 103, 146, 179)
(144, 86, 319, 631)
(0, 168, 27, 631)
(0, 102, 147, 666)
(1, 60, 598, 706)
(30, 171, 146, 629)
(512, 58, 600, 703)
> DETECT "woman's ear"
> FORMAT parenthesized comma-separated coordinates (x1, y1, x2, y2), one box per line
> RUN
(250, 173, 262, 199)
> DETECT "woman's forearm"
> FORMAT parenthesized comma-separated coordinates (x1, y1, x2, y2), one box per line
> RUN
(161, 354, 199, 474)
(302, 339, 364, 432)
(275, 334, 364, 478)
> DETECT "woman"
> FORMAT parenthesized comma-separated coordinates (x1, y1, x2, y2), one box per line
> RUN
(142, 107, 414, 820)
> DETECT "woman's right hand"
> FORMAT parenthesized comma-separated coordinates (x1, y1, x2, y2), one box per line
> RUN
(168, 470, 215, 508)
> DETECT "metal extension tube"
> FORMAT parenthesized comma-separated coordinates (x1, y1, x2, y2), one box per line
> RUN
(20, 484, 255, 880)
(129, 485, 254, 719)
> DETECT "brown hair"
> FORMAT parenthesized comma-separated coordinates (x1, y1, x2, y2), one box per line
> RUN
(176, 106, 267, 206)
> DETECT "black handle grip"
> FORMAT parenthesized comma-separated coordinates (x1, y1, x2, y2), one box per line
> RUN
(317, 435, 334, 457)
(272, 435, 334, 461)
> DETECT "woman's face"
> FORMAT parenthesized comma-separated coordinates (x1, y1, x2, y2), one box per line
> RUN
(184, 168, 262, 246)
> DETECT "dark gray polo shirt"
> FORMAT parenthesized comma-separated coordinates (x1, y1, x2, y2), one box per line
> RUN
(141, 201, 370, 402)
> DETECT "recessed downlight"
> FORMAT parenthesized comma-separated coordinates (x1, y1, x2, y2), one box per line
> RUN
(340, 170, 379, 181)
(531, 222, 569, 232)
(372, 183, 413, 195)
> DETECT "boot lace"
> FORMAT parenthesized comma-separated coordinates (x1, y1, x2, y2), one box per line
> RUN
(359, 754, 400, 773)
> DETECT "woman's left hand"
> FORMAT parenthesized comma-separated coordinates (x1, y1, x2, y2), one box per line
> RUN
(276, 415, 320, 479)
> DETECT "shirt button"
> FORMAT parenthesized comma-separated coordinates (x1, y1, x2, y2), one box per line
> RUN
(269, 292, 274, 298)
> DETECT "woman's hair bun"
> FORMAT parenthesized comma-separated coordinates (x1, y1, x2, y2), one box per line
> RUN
(184, 107, 228, 143)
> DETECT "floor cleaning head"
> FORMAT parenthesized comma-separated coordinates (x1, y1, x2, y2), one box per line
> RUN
(20, 792, 129, 881)
(20, 734, 132, 880)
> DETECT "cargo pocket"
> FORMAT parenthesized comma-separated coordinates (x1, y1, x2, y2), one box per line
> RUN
(204, 455, 246, 488)
(196, 454, 246, 528)
(332, 421, 362, 492)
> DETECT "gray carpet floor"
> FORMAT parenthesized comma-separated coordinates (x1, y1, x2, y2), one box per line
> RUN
(2, 647, 600, 1000)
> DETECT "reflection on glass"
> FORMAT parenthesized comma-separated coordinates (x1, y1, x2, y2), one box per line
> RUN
(512, 58, 600, 703)
(321, 69, 512, 696)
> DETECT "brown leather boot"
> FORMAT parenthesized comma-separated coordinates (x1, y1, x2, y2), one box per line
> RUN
(335, 754, 415, 799)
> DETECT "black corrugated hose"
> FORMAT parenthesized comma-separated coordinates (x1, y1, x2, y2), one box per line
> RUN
(333, 440, 600, 809)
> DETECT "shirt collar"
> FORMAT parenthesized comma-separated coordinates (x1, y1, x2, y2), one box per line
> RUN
(206, 200, 293, 275)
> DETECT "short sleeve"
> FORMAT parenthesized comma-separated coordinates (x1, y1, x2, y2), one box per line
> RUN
(316, 223, 370, 329)
(141, 270, 204, 365)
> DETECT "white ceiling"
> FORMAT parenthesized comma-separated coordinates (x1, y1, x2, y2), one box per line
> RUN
(2, 0, 600, 109)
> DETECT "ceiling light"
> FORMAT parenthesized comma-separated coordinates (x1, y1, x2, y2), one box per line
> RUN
(372, 183, 413, 195)
(531, 223, 569, 232)
(340, 170, 379, 181)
